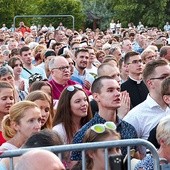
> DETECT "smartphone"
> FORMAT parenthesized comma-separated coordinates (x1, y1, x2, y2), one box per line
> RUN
(109, 154, 124, 170)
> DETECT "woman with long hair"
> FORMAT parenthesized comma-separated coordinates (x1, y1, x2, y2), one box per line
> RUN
(53, 85, 92, 144)
(26, 90, 53, 129)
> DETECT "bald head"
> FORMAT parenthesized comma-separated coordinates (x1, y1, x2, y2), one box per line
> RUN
(97, 63, 121, 85)
(15, 150, 65, 170)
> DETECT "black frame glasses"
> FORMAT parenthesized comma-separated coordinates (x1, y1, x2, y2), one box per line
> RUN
(150, 75, 169, 80)
(52, 66, 70, 71)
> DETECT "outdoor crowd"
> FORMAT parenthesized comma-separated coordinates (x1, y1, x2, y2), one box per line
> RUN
(0, 19, 169, 170)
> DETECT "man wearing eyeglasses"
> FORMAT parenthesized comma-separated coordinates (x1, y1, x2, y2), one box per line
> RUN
(48, 56, 77, 100)
(121, 51, 149, 108)
(123, 59, 170, 157)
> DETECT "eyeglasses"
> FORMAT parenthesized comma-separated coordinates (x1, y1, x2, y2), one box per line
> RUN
(52, 66, 70, 71)
(91, 122, 116, 134)
(150, 75, 170, 80)
(128, 59, 142, 65)
(67, 84, 83, 91)
(145, 55, 156, 60)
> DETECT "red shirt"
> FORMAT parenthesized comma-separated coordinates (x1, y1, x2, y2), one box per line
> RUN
(49, 79, 77, 100)
(0, 131, 6, 145)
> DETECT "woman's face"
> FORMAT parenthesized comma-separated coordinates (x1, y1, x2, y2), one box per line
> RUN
(16, 107, 41, 139)
(34, 99, 50, 127)
(13, 60, 23, 76)
(90, 135, 121, 170)
(0, 88, 14, 115)
(70, 90, 88, 119)
(0, 72, 15, 87)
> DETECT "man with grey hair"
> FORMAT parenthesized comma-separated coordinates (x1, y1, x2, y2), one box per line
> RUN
(48, 56, 77, 100)
(15, 150, 65, 170)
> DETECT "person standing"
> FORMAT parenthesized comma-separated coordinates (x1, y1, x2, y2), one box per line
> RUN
(121, 51, 149, 108)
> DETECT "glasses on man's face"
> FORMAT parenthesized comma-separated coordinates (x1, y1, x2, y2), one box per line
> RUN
(67, 84, 83, 92)
(52, 66, 70, 71)
(128, 59, 142, 65)
(145, 55, 156, 60)
(91, 122, 116, 134)
(150, 75, 170, 81)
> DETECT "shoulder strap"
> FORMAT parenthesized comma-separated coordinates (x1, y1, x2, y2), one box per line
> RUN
(23, 67, 32, 75)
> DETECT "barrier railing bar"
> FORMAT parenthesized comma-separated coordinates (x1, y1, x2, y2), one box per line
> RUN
(127, 146, 131, 170)
(82, 150, 86, 170)
(104, 148, 109, 169)
(0, 139, 160, 170)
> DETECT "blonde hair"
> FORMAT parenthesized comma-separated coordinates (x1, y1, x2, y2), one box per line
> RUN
(2, 101, 39, 140)
(156, 115, 170, 145)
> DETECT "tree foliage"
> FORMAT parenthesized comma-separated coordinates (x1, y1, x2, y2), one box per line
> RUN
(0, 0, 169, 30)
(35, 0, 85, 30)
(113, 0, 169, 28)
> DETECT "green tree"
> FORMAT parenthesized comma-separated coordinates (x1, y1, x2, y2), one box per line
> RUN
(0, 0, 38, 28)
(36, 0, 85, 30)
(81, 0, 115, 30)
(113, 0, 169, 28)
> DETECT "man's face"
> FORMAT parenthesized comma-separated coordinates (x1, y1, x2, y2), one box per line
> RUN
(88, 49, 96, 63)
(51, 58, 71, 83)
(75, 51, 89, 70)
(127, 55, 143, 75)
(94, 79, 121, 110)
(164, 49, 170, 62)
(20, 50, 32, 65)
(149, 65, 170, 95)
(122, 40, 132, 53)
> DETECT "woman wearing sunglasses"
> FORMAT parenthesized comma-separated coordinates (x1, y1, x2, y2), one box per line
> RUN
(53, 84, 92, 144)
(53, 84, 92, 169)
(72, 122, 121, 170)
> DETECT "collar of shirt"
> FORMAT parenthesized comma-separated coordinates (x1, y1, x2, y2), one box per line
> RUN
(129, 76, 142, 84)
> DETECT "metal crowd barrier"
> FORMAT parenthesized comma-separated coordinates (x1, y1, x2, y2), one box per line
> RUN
(0, 139, 160, 170)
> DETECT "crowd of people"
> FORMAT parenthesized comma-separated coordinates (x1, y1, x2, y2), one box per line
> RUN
(0, 20, 170, 169)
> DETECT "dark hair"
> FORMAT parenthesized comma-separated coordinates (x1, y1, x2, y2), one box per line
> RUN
(124, 51, 140, 64)
(23, 129, 63, 148)
(75, 48, 89, 58)
(161, 77, 170, 96)
(160, 46, 170, 58)
(20, 46, 30, 56)
(142, 59, 169, 84)
(53, 86, 92, 144)
(91, 76, 113, 94)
